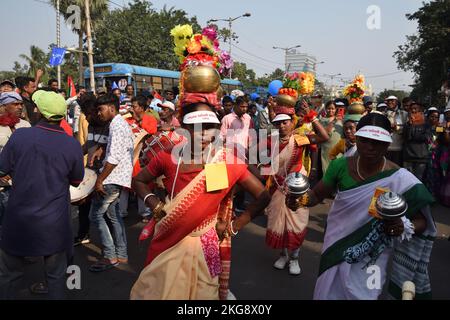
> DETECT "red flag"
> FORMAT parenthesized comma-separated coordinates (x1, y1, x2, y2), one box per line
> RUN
(67, 76, 77, 97)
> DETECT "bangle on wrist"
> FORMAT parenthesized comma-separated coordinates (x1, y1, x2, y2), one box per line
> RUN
(143, 193, 156, 206)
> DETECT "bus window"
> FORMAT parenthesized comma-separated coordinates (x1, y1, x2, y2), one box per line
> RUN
(152, 76, 162, 91)
(135, 75, 152, 93)
(163, 77, 173, 91)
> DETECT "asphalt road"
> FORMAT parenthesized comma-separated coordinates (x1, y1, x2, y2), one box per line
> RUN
(12, 199, 450, 300)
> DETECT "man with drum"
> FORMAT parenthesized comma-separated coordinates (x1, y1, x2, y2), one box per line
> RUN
(0, 90, 84, 299)
(88, 94, 133, 272)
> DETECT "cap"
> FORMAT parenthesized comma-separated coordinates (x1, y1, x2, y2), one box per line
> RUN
(183, 111, 220, 124)
(386, 95, 398, 101)
(272, 114, 292, 123)
(355, 125, 393, 143)
(96, 87, 107, 94)
(335, 101, 345, 107)
(32, 90, 67, 121)
(363, 96, 373, 105)
(377, 102, 388, 110)
(0, 91, 22, 106)
(157, 101, 176, 111)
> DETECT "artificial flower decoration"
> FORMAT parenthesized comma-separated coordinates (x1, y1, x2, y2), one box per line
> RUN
(343, 74, 366, 103)
(298, 72, 315, 95)
(170, 24, 233, 77)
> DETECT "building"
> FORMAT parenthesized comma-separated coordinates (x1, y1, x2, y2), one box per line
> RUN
(285, 50, 317, 74)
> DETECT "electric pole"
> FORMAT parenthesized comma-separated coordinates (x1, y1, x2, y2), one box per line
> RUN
(85, 0, 96, 94)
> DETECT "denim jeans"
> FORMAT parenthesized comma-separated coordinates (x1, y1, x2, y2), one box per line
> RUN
(89, 184, 128, 260)
(0, 249, 67, 299)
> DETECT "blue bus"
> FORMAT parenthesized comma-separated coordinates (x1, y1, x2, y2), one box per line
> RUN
(84, 63, 243, 95)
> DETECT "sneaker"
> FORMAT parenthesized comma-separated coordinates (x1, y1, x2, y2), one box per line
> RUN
(273, 255, 289, 270)
(289, 259, 301, 275)
(74, 236, 90, 246)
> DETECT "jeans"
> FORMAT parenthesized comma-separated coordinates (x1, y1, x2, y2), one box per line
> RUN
(0, 249, 67, 299)
(89, 184, 128, 260)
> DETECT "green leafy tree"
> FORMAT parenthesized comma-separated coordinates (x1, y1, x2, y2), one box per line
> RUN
(255, 68, 285, 87)
(93, 0, 200, 70)
(17, 45, 48, 78)
(394, 0, 450, 106)
(376, 89, 410, 103)
(232, 62, 257, 87)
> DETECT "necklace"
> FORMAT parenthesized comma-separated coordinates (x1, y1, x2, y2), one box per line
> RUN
(356, 156, 386, 180)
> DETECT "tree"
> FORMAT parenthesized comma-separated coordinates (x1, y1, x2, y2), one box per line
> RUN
(394, 0, 450, 106)
(93, 0, 200, 70)
(376, 89, 410, 103)
(17, 45, 48, 77)
(50, 0, 108, 85)
(232, 62, 257, 87)
(255, 68, 285, 87)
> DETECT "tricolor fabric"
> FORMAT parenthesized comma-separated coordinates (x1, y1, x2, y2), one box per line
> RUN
(67, 76, 77, 98)
(355, 125, 393, 143)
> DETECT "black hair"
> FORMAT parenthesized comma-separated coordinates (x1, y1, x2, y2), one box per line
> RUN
(131, 95, 148, 109)
(15, 76, 34, 90)
(325, 100, 335, 109)
(222, 96, 233, 104)
(96, 93, 120, 112)
(125, 84, 133, 90)
(47, 79, 58, 86)
(402, 97, 413, 104)
(58, 88, 66, 94)
(76, 85, 85, 91)
(410, 102, 424, 111)
(356, 112, 392, 133)
(235, 96, 249, 106)
(79, 92, 98, 115)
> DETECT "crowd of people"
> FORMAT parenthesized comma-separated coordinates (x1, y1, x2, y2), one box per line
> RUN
(0, 61, 449, 300)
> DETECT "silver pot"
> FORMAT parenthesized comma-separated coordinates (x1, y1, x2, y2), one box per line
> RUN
(375, 191, 408, 220)
(285, 171, 310, 196)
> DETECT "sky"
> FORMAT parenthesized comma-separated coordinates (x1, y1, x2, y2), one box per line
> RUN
(1, 0, 428, 94)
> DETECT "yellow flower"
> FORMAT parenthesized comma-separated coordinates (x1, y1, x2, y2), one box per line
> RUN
(171, 24, 193, 48)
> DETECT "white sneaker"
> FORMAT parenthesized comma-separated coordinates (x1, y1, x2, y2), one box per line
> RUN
(289, 259, 301, 275)
(273, 255, 290, 270)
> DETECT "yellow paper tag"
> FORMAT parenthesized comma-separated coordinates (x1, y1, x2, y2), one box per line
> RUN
(436, 127, 444, 133)
(294, 134, 310, 146)
(368, 187, 390, 219)
(205, 162, 229, 192)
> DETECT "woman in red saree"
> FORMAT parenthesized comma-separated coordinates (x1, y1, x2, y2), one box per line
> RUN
(130, 102, 271, 300)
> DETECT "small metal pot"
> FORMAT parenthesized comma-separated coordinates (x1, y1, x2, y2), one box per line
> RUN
(285, 171, 310, 196)
(375, 191, 408, 220)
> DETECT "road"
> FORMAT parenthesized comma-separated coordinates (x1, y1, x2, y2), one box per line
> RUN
(13, 199, 450, 300)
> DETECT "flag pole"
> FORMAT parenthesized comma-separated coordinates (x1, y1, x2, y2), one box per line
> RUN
(56, 0, 61, 89)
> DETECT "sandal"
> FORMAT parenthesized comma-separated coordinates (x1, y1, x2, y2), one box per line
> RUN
(89, 258, 119, 272)
(30, 281, 48, 294)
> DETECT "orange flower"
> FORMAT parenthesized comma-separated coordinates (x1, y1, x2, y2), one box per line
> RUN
(187, 39, 202, 54)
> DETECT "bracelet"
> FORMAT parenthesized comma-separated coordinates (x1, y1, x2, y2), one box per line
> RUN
(152, 201, 166, 221)
(230, 220, 238, 236)
(143, 193, 156, 206)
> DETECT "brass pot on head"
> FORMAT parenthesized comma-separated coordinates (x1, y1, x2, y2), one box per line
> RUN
(276, 94, 297, 108)
(183, 65, 221, 93)
(347, 102, 365, 115)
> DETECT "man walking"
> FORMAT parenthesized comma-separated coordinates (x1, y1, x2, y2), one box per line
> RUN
(89, 94, 133, 272)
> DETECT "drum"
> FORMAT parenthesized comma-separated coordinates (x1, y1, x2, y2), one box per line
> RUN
(70, 168, 97, 203)
(139, 131, 184, 167)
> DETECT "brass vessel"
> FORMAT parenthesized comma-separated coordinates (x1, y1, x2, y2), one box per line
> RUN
(347, 102, 365, 114)
(183, 66, 221, 93)
(276, 94, 297, 108)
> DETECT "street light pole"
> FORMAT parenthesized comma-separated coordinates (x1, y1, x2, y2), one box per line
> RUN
(273, 45, 301, 73)
(85, 0, 96, 94)
(208, 13, 251, 79)
(56, 0, 61, 89)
